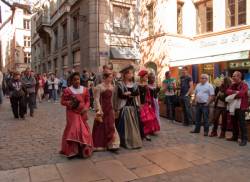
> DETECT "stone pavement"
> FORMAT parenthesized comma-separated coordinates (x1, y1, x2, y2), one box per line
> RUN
(1, 99, 250, 182)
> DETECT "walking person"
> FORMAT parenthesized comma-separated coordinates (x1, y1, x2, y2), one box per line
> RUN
(60, 72, 93, 158)
(191, 74, 215, 136)
(114, 65, 143, 149)
(138, 70, 160, 141)
(92, 71, 120, 152)
(210, 77, 232, 138)
(162, 71, 176, 122)
(8, 71, 26, 119)
(180, 67, 194, 126)
(226, 71, 248, 146)
(21, 68, 36, 117)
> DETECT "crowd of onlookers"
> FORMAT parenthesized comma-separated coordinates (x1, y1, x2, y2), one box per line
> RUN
(163, 67, 249, 146)
(0, 63, 249, 148)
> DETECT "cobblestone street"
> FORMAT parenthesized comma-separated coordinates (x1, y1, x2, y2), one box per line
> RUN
(1, 99, 250, 182)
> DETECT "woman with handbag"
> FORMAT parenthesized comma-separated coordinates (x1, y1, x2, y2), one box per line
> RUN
(115, 65, 143, 149)
(92, 71, 120, 152)
(60, 72, 93, 158)
(138, 70, 160, 141)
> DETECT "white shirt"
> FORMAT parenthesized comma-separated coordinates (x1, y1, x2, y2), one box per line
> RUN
(195, 82, 214, 103)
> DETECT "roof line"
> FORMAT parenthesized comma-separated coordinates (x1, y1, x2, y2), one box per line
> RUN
(0, 0, 12, 8)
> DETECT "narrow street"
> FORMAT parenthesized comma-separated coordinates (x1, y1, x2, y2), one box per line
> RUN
(1, 99, 250, 182)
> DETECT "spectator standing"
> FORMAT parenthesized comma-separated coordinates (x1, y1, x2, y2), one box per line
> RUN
(48, 73, 59, 102)
(180, 67, 194, 126)
(191, 74, 214, 136)
(21, 68, 36, 117)
(226, 71, 249, 146)
(162, 71, 176, 122)
(60, 75, 68, 92)
(81, 70, 89, 87)
(210, 77, 232, 138)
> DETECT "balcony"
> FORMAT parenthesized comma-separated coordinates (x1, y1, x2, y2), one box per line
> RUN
(36, 15, 51, 38)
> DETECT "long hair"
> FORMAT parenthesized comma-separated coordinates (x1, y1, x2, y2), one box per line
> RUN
(220, 77, 232, 92)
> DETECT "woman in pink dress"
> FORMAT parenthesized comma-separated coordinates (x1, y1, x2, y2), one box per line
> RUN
(92, 71, 120, 152)
(60, 72, 93, 158)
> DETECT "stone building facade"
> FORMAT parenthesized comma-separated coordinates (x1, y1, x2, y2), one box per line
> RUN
(140, 0, 250, 81)
(0, 2, 32, 72)
(31, 0, 140, 76)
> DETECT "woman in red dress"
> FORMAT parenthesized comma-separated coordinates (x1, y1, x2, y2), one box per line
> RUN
(60, 72, 93, 158)
(92, 71, 120, 152)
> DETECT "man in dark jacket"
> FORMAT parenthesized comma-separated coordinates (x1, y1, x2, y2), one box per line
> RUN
(226, 71, 249, 146)
(9, 71, 26, 119)
(21, 68, 36, 117)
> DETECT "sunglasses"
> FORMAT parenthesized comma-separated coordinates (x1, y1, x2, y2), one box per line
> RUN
(201, 77, 207, 80)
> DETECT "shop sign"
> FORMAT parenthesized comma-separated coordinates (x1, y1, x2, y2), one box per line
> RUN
(229, 61, 250, 69)
(200, 31, 250, 48)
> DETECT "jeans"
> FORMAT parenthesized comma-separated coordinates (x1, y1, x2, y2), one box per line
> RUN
(231, 109, 248, 142)
(181, 96, 193, 124)
(50, 89, 58, 101)
(25, 93, 36, 115)
(165, 95, 176, 120)
(194, 103, 209, 132)
(212, 107, 227, 133)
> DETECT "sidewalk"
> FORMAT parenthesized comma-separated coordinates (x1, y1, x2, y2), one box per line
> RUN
(1, 128, 250, 182)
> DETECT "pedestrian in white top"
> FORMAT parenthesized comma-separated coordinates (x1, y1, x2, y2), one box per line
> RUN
(48, 73, 59, 102)
(191, 74, 215, 136)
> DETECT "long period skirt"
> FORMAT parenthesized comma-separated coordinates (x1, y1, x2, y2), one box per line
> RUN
(92, 90, 120, 150)
(60, 110, 93, 158)
(117, 106, 143, 149)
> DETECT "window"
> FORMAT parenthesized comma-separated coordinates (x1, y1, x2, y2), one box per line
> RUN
(227, 0, 246, 27)
(73, 13, 79, 41)
(24, 52, 31, 64)
(113, 5, 130, 35)
(147, 4, 154, 36)
(53, 28, 58, 50)
(23, 19, 30, 29)
(196, 0, 213, 34)
(206, 5, 213, 32)
(24, 36, 31, 47)
(177, 3, 183, 34)
(62, 21, 67, 45)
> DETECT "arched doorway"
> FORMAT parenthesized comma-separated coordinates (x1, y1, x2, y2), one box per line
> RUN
(145, 61, 157, 75)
